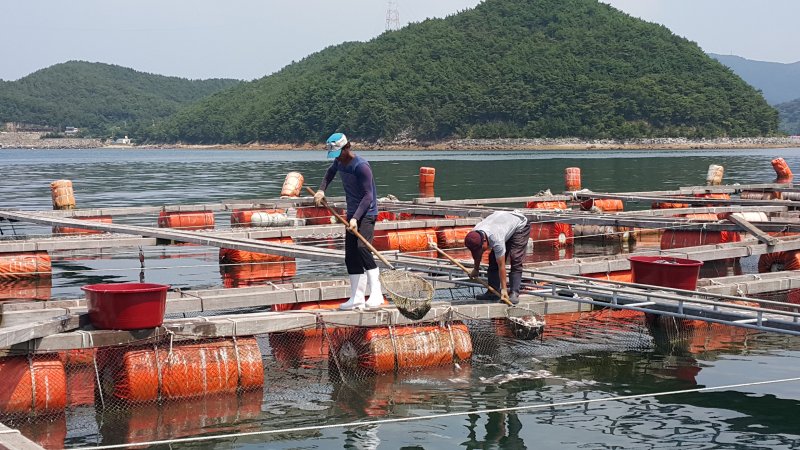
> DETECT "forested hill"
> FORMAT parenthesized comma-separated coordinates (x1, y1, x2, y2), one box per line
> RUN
(0, 61, 240, 136)
(151, 0, 778, 144)
(777, 98, 800, 135)
(709, 54, 800, 105)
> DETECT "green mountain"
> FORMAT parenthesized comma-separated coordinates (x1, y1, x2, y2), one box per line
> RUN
(0, 61, 241, 137)
(777, 98, 800, 135)
(153, 0, 778, 144)
(709, 54, 800, 105)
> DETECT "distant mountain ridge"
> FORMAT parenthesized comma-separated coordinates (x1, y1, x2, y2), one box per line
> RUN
(708, 53, 800, 105)
(777, 98, 800, 135)
(0, 61, 241, 137)
(151, 0, 777, 144)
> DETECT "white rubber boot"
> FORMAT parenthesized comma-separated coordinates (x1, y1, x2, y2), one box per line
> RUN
(364, 268, 386, 309)
(340, 273, 367, 311)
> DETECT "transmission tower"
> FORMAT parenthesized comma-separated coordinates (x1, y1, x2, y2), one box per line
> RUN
(385, 1, 400, 31)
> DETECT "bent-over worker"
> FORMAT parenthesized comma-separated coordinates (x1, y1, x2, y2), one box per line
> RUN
(314, 133, 385, 310)
(464, 210, 531, 305)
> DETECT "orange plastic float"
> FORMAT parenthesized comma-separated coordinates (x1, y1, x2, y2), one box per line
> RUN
(758, 250, 800, 272)
(705, 164, 724, 185)
(157, 211, 215, 230)
(0, 252, 51, 280)
(772, 157, 793, 179)
(53, 215, 112, 235)
(296, 206, 341, 225)
(580, 198, 623, 212)
(661, 229, 741, 250)
(740, 190, 781, 200)
(0, 354, 66, 415)
(526, 200, 568, 210)
(530, 222, 573, 248)
(97, 337, 263, 403)
(280, 172, 304, 197)
(373, 228, 437, 252)
(329, 322, 472, 374)
(419, 167, 435, 187)
(219, 237, 294, 264)
(230, 208, 285, 227)
(50, 180, 75, 210)
(435, 226, 473, 249)
(564, 167, 581, 191)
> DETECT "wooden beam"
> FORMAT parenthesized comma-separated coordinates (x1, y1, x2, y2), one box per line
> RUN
(1, 297, 588, 355)
(0, 423, 45, 450)
(0, 313, 85, 348)
(726, 214, 779, 246)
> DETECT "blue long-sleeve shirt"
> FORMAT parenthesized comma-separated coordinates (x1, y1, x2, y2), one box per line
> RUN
(319, 155, 379, 220)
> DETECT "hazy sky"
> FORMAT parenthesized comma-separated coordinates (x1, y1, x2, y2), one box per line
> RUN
(3, 0, 798, 81)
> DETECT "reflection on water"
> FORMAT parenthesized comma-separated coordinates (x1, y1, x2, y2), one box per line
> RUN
(1, 149, 799, 448)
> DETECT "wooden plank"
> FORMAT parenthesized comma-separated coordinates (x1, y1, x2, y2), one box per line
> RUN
(726, 214, 779, 246)
(0, 313, 85, 348)
(1, 296, 568, 354)
(0, 423, 45, 450)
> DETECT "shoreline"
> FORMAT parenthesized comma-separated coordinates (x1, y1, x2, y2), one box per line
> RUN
(2, 133, 799, 151)
(143, 136, 800, 151)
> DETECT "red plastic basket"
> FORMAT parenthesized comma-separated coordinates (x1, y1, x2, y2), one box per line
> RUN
(82, 283, 169, 330)
(629, 256, 703, 291)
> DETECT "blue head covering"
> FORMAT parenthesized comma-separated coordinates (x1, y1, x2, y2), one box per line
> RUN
(325, 133, 348, 158)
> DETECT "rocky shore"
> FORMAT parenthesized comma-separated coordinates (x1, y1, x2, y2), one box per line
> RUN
(164, 136, 800, 151)
(0, 132, 102, 149)
(2, 132, 798, 151)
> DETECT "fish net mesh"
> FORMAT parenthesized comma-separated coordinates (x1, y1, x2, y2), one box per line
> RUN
(0, 285, 781, 449)
(379, 270, 435, 320)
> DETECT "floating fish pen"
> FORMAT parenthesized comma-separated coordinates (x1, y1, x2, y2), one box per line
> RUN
(1, 163, 800, 448)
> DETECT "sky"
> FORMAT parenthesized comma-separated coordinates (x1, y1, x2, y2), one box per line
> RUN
(2, 0, 799, 82)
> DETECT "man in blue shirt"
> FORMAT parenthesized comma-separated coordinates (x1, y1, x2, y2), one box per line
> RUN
(314, 133, 385, 310)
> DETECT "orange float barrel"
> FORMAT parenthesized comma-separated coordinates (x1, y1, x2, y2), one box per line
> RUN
(0, 251, 51, 280)
(564, 167, 581, 191)
(771, 157, 793, 180)
(419, 167, 436, 197)
(50, 179, 75, 210)
(53, 215, 113, 235)
(97, 337, 263, 403)
(530, 222, 573, 248)
(158, 210, 215, 230)
(705, 164, 724, 186)
(280, 172, 304, 197)
(435, 226, 473, 249)
(526, 200, 568, 210)
(230, 208, 285, 227)
(580, 198, 623, 212)
(419, 167, 435, 186)
(373, 228, 437, 252)
(219, 237, 295, 264)
(329, 322, 472, 374)
(0, 354, 66, 415)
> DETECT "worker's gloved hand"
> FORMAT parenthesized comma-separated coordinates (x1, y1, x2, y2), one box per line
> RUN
(314, 190, 325, 206)
(469, 267, 480, 279)
(349, 218, 358, 232)
(500, 289, 510, 304)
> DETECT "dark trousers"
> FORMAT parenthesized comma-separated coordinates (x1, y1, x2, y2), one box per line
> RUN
(345, 216, 378, 274)
(487, 222, 530, 294)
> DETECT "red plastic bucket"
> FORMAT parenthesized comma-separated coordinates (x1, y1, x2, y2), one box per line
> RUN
(82, 283, 169, 330)
(629, 256, 703, 291)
